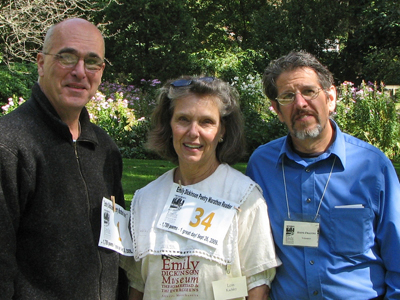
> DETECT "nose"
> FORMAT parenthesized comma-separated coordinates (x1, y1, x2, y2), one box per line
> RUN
(188, 122, 200, 137)
(293, 92, 309, 107)
(70, 59, 86, 79)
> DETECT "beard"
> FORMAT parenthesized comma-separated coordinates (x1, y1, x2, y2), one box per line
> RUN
(292, 123, 323, 139)
(290, 110, 325, 140)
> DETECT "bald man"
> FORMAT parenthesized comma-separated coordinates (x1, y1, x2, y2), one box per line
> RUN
(0, 18, 127, 299)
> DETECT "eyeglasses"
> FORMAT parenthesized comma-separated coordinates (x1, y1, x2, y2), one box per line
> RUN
(43, 52, 104, 73)
(276, 88, 323, 106)
(170, 76, 215, 87)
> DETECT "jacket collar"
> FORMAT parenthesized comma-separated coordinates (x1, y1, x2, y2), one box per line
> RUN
(31, 82, 99, 146)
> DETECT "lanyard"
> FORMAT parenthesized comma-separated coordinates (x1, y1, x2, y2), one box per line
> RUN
(282, 155, 336, 221)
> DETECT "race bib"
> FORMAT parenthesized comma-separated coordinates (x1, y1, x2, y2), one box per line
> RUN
(157, 184, 238, 248)
(98, 197, 134, 256)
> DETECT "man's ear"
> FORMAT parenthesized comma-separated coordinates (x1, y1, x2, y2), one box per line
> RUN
(271, 100, 285, 123)
(37, 53, 45, 77)
(326, 85, 337, 113)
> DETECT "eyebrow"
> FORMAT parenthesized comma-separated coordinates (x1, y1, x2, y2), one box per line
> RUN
(57, 47, 102, 59)
(280, 85, 319, 93)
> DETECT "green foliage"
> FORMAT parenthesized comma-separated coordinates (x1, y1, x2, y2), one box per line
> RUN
(231, 74, 287, 158)
(335, 81, 400, 159)
(0, 62, 37, 103)
(94, 0, 198, 84)
(338, 0, 400, 84)
(87, 80, 162, 159)
(189, 48, 265, 82)
(1, 95, 26, 115)
(3, 77, 399, 162)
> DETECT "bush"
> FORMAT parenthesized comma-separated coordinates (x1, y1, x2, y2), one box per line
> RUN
(1, 95, 26, 114)
(189, 47, 265, 82)
(231, 74, 286, 159)
(334, 81, 400, 160)
(2, 77, 399, 162)
(87, 80, 162, 159)
(0, 62, 37, 104)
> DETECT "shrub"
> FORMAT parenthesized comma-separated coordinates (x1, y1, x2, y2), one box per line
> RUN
(2, 77, 399, 162)
(231, 74, 287, 159)
(87, 80, 162, 159)
(189, 47, 265, 82)
(1, 96, 26, 114)
(0, 62, 37, 104)
(334, 81, 400, 160)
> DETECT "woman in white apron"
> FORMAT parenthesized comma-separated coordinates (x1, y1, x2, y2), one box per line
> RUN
(120, 76, 281, 300)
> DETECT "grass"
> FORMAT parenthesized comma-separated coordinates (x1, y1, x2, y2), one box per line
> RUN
(122, 158, 400, 206)
(122, 159, 246, 204)
(393, 161, 400, 177)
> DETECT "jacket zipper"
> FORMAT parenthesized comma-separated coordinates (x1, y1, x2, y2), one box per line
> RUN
(74, 141, 103, 299)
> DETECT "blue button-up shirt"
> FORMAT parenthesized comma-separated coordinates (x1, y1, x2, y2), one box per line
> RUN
(246, 121, 400, 299)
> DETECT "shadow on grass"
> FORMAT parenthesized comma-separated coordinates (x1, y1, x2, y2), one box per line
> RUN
(122, 159, 247, 205)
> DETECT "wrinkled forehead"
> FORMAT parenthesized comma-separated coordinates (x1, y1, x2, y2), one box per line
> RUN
(47, 20, 105, 58)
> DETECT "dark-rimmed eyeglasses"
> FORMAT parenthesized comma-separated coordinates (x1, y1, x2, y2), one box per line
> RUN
(170, 76, 215, 87)
(43, 52, 104, 73)
(276, 87, 323, 106)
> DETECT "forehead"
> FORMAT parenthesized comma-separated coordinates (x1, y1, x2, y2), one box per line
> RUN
(173, 94, 222, 115)
(49, 22, 104, 58)
(276, 67, 319, 91)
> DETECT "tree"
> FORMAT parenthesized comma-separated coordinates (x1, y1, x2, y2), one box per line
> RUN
(94, 0, 207, 84)
(0, 0, 114, 64)
(339, 0, 400, 84)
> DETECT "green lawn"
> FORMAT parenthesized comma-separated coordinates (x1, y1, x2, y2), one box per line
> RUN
(122, 159, 400, 206)
(393, 161, 400, 178)
(122, 159, 246, 204)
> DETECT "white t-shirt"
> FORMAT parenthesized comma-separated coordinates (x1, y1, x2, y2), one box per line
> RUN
(120, 164, 281, 300)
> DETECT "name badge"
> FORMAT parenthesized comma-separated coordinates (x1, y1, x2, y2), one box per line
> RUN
(98, 197, 134, 256)
(283, 220, 320, 247)
(156, 184, 238, 249)
(212, 276, 248, 300)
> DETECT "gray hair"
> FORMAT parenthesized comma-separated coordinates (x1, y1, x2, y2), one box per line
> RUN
(263, 51, 334, 101)
(146, 76, 246, 165)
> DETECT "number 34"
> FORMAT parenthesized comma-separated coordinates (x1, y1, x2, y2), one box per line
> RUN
(189, 208, 215, 231)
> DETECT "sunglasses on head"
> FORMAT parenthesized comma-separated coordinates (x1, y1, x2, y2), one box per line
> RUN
(170, 76, 215, 87)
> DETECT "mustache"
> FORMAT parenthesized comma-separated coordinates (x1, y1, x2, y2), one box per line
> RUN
(292, 109, 317, 122)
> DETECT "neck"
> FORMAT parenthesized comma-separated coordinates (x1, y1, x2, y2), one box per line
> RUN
(175, 160, 220, 186)
(66, 119, 81, 140)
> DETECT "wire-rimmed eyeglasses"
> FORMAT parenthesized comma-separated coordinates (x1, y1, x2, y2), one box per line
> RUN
(43, 52, 104, 73)
(276, 87, 323, 106)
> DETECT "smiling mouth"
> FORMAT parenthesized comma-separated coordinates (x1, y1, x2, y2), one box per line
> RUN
(184, 143, 202, 149)
(67, 84, 86, 90)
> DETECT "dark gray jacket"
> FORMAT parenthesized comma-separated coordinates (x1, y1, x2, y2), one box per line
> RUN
(0, 83, 127, 299)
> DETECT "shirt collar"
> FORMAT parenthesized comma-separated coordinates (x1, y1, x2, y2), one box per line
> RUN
(277, 119, 346, 169)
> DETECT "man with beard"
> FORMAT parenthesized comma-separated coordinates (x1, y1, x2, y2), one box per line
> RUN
(246, 51, 400, 299)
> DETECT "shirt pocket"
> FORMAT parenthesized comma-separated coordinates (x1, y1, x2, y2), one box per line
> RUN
(328, 207, 374, 256)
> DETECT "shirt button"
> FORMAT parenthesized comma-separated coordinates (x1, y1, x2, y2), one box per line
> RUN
(313, 291, 319, 295)
(306, 198, 312, 203)
(309, 260, 314, 265)
(305, 168, 311, 172)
